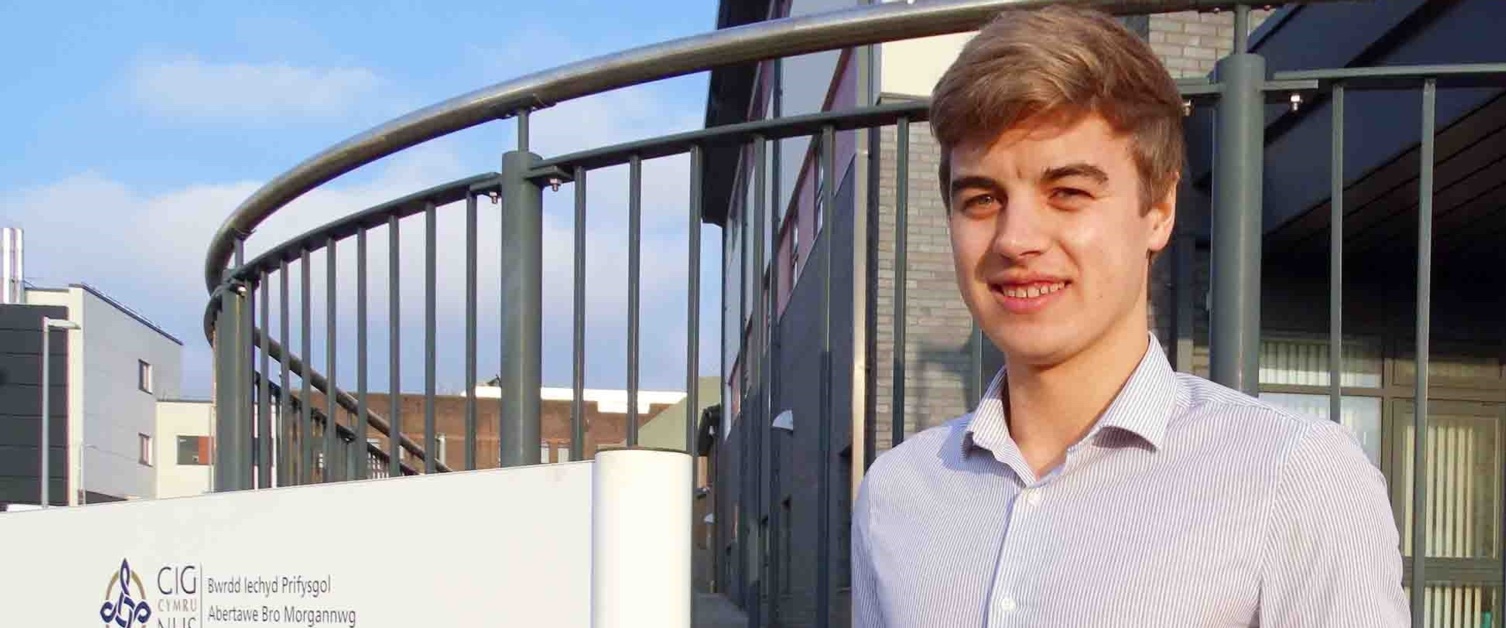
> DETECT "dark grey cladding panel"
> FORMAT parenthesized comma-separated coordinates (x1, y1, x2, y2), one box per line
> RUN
(0, 385, 67, 418)
(0, 329, 71, 356)
(0, 414, 66, 447)
(0, 353, 68, 387)
(0, 444, 69, 477)
(0, 477, 68, 507)
(0, 305, 70, 330)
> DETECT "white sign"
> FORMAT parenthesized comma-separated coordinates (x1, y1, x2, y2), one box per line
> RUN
(0, 450, 692, 627)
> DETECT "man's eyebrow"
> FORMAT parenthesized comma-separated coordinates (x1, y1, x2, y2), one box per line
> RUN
(1041, 162, 1109, 185)
(948, 175, 1003, 197)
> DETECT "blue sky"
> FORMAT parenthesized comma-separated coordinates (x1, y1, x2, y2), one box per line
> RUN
(0, 0, 724, 398)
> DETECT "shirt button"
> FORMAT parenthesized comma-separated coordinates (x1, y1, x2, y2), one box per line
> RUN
(1023, 489, 1042, 507)
(998, 597, 1018, 612)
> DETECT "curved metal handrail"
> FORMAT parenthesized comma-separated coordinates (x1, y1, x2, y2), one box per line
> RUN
(204, 172, 499, 339)
(204, 0, 1297, 291)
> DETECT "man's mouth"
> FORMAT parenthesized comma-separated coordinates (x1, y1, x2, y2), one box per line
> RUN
(988, 279, 1069, 312)
(994, 281, 1068, 299)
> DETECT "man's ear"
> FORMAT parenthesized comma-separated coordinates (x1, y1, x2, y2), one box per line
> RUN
(1147, 172, 1179, 254)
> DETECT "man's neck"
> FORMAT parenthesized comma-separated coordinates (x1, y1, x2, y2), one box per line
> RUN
(1003, 319, 1150, 478)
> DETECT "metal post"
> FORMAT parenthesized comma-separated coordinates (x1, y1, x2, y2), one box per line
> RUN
(1329, 85, 1345, 424)
(258, 274, 272, 488)
(1209, 6, 1265, 395)
(300, 249, 313, 484)
(279, 261, 291, 487)
(466, 192, 479, 470)
(387, 215, 402, 478)
(356, 228, 369, 480)
(685, 149, 701, 456)
(893, 117, 910, 448)
(39, 318, 50, 507)
(816, 124, 834, 628)
(1409, 78, 1436, 628)
(214, 283, 245, 492)
(573, 167, 588, 462)
(500, 149, 543, 467)
(325, 238, 338, 481)
(425, 202, 437, 472)
(751, 135, 768, 628)
(628, 154, 643, 447)
(238, 246, 255, 491)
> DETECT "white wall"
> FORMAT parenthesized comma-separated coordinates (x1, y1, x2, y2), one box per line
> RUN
(155, 400, 213, 499)
(26, 286, 183, 502)
(877, 30, 973, 99)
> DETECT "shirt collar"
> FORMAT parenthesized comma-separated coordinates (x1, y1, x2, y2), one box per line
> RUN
(962, 334, 1180, 459)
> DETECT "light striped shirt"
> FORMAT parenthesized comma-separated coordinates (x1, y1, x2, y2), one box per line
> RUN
(852, 335, 1408, 627)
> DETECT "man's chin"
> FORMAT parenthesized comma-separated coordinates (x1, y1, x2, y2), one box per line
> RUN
(988, 330, 1075, 369)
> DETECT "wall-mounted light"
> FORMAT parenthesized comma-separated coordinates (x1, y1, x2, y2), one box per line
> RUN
(772, 410, 794, 433)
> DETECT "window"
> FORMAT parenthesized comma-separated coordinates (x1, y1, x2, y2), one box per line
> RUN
(176, 436, 210, 465)
(138, 434, 152, 466)
(138, 360, 153, 394)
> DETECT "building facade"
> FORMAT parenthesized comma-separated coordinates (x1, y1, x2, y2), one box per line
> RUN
(0, 282, 184, 507)
(155, 398, 215, 499)
(706, 1, 1506, 626)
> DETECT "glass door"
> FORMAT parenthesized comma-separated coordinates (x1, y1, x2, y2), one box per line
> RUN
(1390, 399, 1503, 627)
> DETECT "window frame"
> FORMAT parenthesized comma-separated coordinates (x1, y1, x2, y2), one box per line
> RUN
(138, 360, 153, 394)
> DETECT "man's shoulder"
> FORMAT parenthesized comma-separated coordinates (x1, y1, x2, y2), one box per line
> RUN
(861, 415, 973, 495)
(1172, 372, 1369, 467)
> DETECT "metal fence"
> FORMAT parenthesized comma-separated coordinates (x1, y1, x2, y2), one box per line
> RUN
(201, 1, 1505, 626)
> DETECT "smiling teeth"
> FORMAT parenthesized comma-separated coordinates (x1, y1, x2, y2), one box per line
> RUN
(1002, 282, 1065, 298)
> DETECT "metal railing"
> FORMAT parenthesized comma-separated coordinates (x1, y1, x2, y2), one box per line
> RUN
(201, 1, 1506, 626)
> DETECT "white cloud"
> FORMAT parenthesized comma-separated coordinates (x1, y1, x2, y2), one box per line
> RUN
(0, 83, 722, 398)
(129, 55, 381, 121)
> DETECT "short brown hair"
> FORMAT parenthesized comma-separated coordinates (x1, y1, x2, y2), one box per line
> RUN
(930, 5, 1185, 211)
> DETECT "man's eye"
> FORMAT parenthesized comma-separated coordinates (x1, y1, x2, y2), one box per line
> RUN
(1052, 187, 1091, 201)
(962, 194, 998, 211)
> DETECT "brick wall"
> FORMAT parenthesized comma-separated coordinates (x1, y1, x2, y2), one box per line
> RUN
(1130, 9, 1274, 78)
(291, 389, 670, 470)
(872, 119, 979, 453)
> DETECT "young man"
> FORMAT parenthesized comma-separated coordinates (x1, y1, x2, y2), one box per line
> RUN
(851, 6, 1407, 626)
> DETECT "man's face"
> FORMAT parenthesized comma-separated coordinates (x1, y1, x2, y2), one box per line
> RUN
(946, 110, 1175, 368)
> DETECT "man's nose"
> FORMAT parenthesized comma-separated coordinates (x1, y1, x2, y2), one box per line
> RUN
(990, 195, 1050, 261)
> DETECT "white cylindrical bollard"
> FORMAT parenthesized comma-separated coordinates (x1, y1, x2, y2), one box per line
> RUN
(591, 448, 692, 628)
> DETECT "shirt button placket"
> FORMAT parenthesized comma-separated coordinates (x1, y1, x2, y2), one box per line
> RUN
(989, 487, 1039, 626)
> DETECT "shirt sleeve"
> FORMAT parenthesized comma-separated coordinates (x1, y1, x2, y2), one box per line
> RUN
(1258, 420, 1409, 626)
(852, 477, 885, 628)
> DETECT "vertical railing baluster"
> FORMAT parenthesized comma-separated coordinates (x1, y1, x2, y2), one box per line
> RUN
(893, 116, 910, 449)
(425, 201, 438, 472)
(356, 227, 369, 480)
(1410, 78, 1436, 628)
(816, 124, 835, 628)
(686, 149, 701, 456)
(279, 261, 290, 486)
(466, 192, 478, 470)
(573, 167, 588, 462)
(258, 272, 272, 488)
(1329, 85, 1345, 425)
(300, 249, 313, 484)
(325, 237, 338, 482)
(388, 215, 402, 477)
(752, 136, 768, 628)
(628, 154, 643, 446)
(237, 239, 254, 490)
(767, 62, 784, 618)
